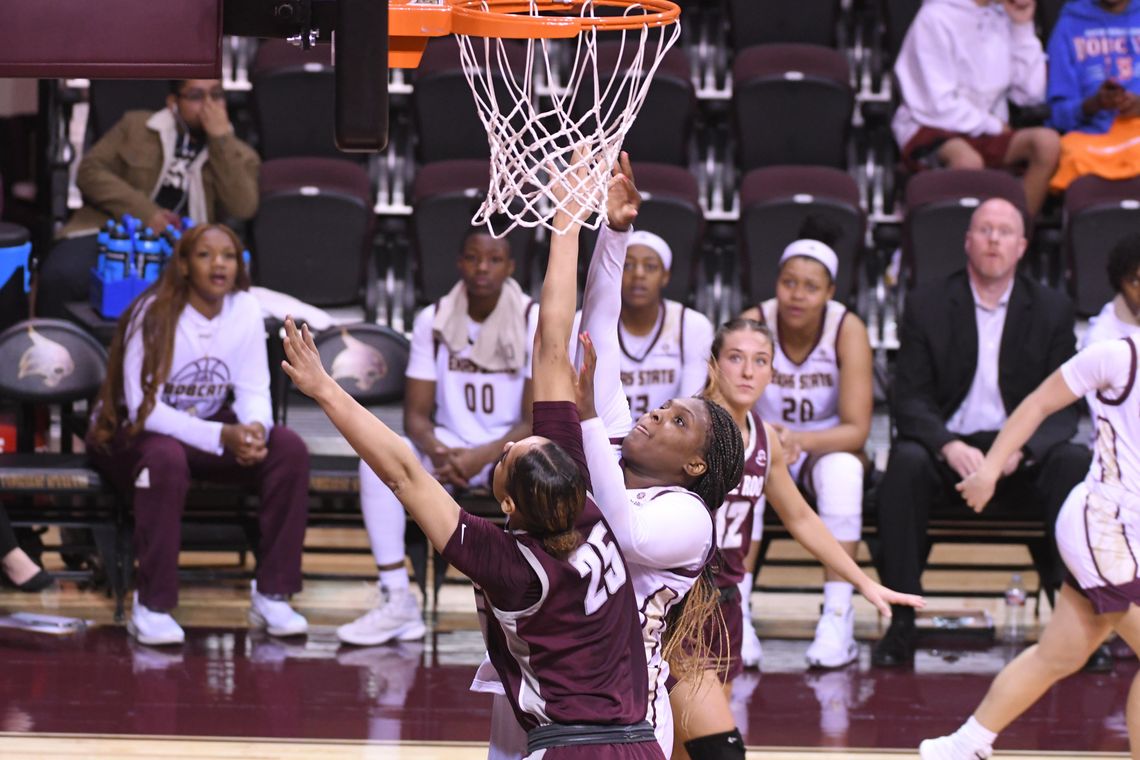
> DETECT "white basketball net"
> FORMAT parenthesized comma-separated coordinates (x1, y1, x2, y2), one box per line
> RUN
(454, 2, 681, 236)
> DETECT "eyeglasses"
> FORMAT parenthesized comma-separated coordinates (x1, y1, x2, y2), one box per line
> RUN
(179, 89, 226, 103)
(969, 225, 1019, 240)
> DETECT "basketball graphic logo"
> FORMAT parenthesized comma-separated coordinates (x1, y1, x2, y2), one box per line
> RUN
(163, 357, 232, 418)
(331, 331, 388, 392)
(18, 327, 75, 388)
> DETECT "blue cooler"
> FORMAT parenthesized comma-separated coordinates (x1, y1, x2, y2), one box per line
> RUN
(0, 222, 32, 330)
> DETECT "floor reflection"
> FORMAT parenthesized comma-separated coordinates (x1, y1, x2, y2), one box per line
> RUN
(0, 626, 1132, 753)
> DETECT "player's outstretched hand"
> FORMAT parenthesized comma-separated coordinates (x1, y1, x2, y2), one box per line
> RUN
(858, 581, 925, 618)
(281, 317, 333, 400)
(606, 151, 640, 232)
(574, 332, 598, 421)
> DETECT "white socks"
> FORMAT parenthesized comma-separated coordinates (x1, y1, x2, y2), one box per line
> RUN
(958, 716, 997, 751)
(379, 567, 410, 593)
(823, 581, 853, 610)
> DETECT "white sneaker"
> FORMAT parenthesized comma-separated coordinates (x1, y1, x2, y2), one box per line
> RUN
(249, 581, 308, 637)
(337, 587, 426, 646)
(919, 735, 993, 760)
(740, 616, 763, 669)
(127, 592, 185, 646)
(805, 604, 858, 669)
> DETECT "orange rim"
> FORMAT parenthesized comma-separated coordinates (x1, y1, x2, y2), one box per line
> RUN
(390, 0, 679, 41)
(452, 0, 680, 38)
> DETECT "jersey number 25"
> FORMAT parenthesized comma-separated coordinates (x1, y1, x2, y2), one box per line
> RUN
(570, 522, 628, 615)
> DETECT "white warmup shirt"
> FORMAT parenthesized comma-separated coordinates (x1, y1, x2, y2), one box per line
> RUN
(406, 301, 538, 446)
(123, 290, 273, 455)
(755, 298, 847, 433)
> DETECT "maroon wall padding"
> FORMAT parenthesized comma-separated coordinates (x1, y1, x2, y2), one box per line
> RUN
(0, 0, 221, 78)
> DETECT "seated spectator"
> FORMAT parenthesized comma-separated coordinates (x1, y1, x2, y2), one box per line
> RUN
(741, 220, 874, 671)
(1047, 0, 1140, 191)
(1083, 232, 1140, 347)
(88, 224, 309, 646)
(37, 79, 260, 319)
(337, 227, 537, 646)
(0, 505, 53, 591)
(892, 0, 1059, 215)
(872, 198, 1091, 667)
(603, 230, 713, 421)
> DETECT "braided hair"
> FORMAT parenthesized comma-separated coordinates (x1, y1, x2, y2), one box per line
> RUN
(689, 398, 745, 512)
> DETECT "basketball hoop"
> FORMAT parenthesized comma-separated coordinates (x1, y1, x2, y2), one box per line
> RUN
(391, 0, 681, 235)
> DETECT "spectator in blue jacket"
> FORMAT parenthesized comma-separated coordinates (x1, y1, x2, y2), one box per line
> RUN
(1046, 0, 1140, 189)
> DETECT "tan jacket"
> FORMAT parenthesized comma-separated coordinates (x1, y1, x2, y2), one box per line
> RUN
(59, 109, 260, 238)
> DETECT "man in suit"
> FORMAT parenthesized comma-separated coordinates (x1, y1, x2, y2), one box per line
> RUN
(872, 197, 1092, 667)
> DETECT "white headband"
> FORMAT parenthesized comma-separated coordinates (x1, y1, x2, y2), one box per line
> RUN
(627, 230, 673, 272)
(778, 239, 838, 280)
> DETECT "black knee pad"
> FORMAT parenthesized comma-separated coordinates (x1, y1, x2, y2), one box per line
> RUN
(683, 728, 745, 760)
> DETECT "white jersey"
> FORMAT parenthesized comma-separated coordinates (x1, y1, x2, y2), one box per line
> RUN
(618, 300, 714, 419)
(755, 298, 848, 433)
(625, 484, 711, 735)
(406, 300, 537, 445)
(1063, 336, 1140, 501)
(1083, 298, 1140, 350)
(122, 290, 273, 455)
(579, 420, 713, 751)
(1058, 336, 1140, 602)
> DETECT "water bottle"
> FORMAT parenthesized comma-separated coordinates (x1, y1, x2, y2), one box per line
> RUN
(104, 224, 133, 281)
(1003, 573, 1027, 642)
(137, 228, 165, 283)
(159, 224, 181, 257)
(122, 213, 142, 237)
(95, 220, 114, 274)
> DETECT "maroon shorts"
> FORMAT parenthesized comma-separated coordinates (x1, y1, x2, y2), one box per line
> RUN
(543, 742, 664, 759)
(901, 126, 1013, 172)
(705, 590, 744, 682)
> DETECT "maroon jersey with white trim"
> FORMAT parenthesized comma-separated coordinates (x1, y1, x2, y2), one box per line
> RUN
(713, 409, 769, 588)
(442, 402, 648, 731)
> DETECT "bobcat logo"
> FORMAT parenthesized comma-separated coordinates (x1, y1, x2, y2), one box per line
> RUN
(331, 331, 388, 392)
(17, 327, 75, 388)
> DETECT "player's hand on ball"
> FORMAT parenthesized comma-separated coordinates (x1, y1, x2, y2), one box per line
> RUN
(281, 317, 333, 399)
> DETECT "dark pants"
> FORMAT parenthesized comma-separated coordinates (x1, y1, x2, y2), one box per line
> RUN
(37, 233, 98, 319)
(875, 434, 1091, 595)
(0, 504, 17, 557)
(89, 412, 310, 610)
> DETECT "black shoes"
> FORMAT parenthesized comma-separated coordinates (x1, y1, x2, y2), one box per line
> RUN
(1083, 643, 1114, 673)
(871, 610, 916, 667)
(3, 568, 56, 593)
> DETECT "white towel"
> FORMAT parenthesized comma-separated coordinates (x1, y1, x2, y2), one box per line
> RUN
(432, 278, 529, 372)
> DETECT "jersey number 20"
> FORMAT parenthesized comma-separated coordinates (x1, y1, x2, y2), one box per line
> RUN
(571, 522, 628, 615)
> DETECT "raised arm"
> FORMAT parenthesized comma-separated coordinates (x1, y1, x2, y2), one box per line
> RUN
(579, 153, 640, 436)
(533, 220, 582, 403)
(281, 318, 459, 550)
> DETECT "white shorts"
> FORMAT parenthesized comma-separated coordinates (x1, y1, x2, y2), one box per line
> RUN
(1056, 481, 1140, 614)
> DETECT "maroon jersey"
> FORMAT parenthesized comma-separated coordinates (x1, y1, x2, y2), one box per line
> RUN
(442, 401, 649, 731)
(713, 409, 769, 588)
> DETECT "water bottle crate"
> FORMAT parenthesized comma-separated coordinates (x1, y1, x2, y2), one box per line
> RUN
(90, 268, 148, 319)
